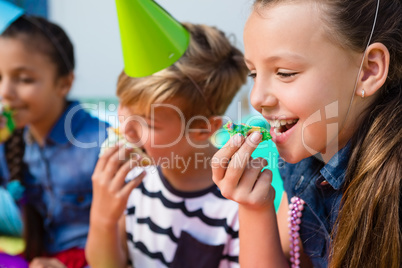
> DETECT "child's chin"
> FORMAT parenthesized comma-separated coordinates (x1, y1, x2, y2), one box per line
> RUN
(276, 149, 304, 164)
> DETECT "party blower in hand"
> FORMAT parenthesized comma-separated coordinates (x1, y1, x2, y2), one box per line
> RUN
(0, 103, 15, 143)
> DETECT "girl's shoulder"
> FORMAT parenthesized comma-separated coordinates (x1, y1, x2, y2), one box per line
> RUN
(278, 156, 320, 183)
(64, 101, 110, 138)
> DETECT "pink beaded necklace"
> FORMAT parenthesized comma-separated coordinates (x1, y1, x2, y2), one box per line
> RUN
(288, 196, 305, 268)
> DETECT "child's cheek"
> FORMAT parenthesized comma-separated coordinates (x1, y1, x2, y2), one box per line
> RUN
(118, 115, 124, 124)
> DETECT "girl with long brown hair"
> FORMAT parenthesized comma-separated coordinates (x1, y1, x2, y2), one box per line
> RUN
(212, 0, 402, 267)
(0, 4, 109, 267)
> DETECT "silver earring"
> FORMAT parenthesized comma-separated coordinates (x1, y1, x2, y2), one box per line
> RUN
(361, 89, 365, 99)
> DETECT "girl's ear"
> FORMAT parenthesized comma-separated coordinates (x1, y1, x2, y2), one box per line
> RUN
(358, 42, 390, 97)
(57, 72, 74, 97)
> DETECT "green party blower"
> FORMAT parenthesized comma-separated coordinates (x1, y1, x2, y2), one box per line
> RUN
(0, 104, 15, 143)
(224, 121, 272, 142)
(115, 0, 190, 77)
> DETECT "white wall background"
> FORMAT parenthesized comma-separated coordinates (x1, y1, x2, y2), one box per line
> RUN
(48, 0, 256, 119)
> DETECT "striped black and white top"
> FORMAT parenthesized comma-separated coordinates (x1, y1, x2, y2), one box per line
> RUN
(125, 166, 240, 268)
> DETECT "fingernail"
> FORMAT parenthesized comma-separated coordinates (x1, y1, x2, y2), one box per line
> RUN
(231, 133, 243, 147)
(250, 132, 262, 144)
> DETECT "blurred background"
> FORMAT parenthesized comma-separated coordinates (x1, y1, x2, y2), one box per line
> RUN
(6, 0, 255, 120)
(5, 0, 283, 208)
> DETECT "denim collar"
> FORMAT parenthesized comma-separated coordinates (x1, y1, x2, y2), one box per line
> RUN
(24, 101, 87, 145)
(319, 142, 351, 190)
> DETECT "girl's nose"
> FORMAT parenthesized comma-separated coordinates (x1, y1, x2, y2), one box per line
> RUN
(0, 77, 16, 101)
(250, 81, 278, 111)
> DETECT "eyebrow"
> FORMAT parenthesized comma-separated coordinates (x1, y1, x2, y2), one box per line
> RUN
(245, 52, 307, 66)
(12, 66, 36, 73)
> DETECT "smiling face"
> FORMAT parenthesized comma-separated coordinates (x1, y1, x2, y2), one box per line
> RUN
(0, 36, 68, 131)
(245, 2, 364, 163)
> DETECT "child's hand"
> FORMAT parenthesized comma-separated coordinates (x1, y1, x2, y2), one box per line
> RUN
(211, 132, 275, 211)
(0, 114, 6, 128)
(29, 257, 67, 268)
(91, 144, 146, 227)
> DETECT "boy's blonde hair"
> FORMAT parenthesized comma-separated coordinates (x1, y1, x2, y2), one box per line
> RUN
(116, 22, 248, 119)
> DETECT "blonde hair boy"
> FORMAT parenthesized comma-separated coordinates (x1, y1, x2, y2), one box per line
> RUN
(87, 23, 248, 268)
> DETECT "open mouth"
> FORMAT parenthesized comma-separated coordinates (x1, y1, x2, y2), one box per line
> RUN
(124, 140, 153, 166)
(267, 119, 299, 136)
(123, 136, 146, 154)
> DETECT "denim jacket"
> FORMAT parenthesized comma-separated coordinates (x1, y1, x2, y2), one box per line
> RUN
(279, 144, 351, 268)
(1, 101, 108, 254)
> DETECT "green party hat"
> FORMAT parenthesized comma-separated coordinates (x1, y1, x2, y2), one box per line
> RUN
(115, 0, 190, 77)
